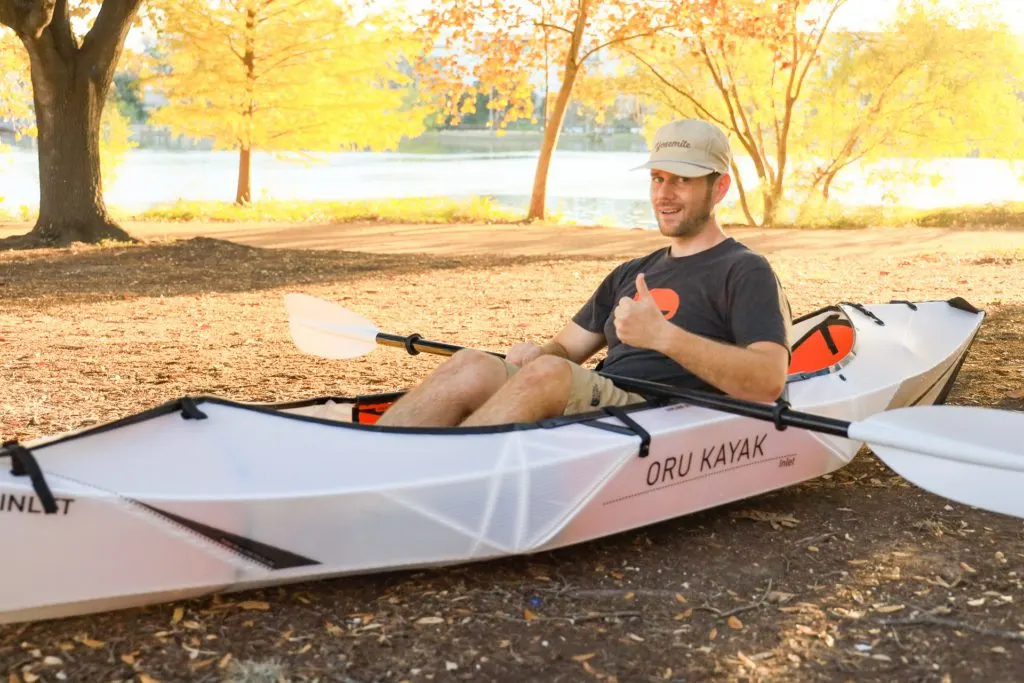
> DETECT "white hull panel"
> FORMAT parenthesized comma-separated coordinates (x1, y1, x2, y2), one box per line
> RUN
(0, 300, 984, 623)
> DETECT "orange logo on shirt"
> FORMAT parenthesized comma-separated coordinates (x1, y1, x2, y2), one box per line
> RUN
(635, 288, 680, 319)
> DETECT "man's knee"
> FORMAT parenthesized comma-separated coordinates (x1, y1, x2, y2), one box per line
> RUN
(509, 355, 573, 393)
(433, 348, 508, 398)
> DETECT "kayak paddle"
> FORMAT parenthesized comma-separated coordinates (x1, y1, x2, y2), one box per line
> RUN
(284, 293, 1024, 520)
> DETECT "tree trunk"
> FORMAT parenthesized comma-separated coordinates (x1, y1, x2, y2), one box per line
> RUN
(0, 0, 142, 249)
(236, 9, 256, 207)
(527, 0, 589, 221)
(527, 65, 579, 221)
(236, 147, 252, 205)
(761, 191, 779, 227)
(6, 55, 132, 248)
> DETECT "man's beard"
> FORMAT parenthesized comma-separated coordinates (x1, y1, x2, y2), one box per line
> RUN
(657, 184, 715, 238)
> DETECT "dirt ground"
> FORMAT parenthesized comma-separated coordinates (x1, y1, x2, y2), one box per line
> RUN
(1, 221, 1024, 683)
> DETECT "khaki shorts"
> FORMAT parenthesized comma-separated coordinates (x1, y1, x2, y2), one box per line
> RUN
(503, 359, 646, 416)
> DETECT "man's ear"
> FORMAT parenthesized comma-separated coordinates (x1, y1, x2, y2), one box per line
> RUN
(714, 174, 732, 204)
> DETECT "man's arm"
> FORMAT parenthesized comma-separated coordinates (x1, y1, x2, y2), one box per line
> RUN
(543, 321, 607, 364)
(507, 321, 606, 367)
(614, 273, 789, 402)
(651, 329, 788, 402)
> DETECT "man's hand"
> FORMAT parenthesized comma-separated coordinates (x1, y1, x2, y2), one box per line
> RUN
(506, 342, 545, 367)
(614, 273, 671, 351)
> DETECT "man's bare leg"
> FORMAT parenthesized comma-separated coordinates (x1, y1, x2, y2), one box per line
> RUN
(376, 349, 510, 427)
(462, 355, 574, 427)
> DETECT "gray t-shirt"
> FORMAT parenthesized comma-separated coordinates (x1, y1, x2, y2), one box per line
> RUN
(572, 238, 793, 392)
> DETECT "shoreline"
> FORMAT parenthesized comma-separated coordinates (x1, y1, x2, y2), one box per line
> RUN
(3, 219, 1024, 258)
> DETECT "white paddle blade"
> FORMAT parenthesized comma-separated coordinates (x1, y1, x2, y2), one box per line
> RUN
(284, 293, 380, 359)
(849, 405, 1024, 519)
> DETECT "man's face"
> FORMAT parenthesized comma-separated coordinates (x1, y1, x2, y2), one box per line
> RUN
(649, 169, 719, 238)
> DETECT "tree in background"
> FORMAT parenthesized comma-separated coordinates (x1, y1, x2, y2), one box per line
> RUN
(148, 0, 426, 205)
(625, 0, 1024, 226)
(625, 0, 848, 226)
(0, 0, 144, 247)
(417, 0, 684, 220)
(0, 24, 138, 199)
(799, 0, 1024, 204)
(0, 31, 34, 144)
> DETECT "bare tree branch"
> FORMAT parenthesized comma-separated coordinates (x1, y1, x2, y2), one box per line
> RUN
(80, 0, 145, 80)
(792, 0, 846, 103)
(533, 21, 572, 36)
(626, 49, 724, 126)
(579, 24, 681, 64)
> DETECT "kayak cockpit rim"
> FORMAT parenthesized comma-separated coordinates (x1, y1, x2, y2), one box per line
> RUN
(7, 296, 986, 454)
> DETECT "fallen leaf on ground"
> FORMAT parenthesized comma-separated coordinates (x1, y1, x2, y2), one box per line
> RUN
(76, 637, 105, 649)
(238, 600, 270, 611)
(728, 616, 744, 630)
(732, 510, 799, 529)
(415, 616, 445, 625)
(171, 607, 184, 625)
(873, 604, 905, 614)
(737, 651, 758, 669)
(572, 653, 597, 662)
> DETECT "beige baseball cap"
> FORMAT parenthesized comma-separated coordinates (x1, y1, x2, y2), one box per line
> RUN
(635, 119, 732, 177)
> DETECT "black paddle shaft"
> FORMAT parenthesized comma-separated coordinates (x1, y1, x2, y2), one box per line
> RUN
(376, 333, 506, 359)
(378, 332, 852, 439)
(599, 373, 853, 438)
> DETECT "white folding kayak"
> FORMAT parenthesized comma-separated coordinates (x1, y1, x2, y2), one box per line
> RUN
(0, 298, 995, 623)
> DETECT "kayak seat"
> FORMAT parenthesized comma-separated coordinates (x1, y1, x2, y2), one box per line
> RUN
(353, 399, 394, 424)
(787, 314, 854, 375)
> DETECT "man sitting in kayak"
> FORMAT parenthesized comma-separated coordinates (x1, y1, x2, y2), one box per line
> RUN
(377, 118, 793, 427)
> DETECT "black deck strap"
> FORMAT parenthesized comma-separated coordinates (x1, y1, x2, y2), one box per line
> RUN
(179, 397, 208, 420)
(771, 399, 791, 431)
(841, 302, 885, 326)
(1, 441, 59, 514)
(820, 324, 839, 355)
(889, 299, 919, 311)
(946, 297, 982, 314)
(603, 406, 651, 458)
(404, 333, 423, 356)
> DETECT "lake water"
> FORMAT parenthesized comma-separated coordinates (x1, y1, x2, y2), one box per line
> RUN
(1, 149, 1021, 227)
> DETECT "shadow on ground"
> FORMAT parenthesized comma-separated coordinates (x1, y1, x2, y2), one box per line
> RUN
(0, 237, 596, 307)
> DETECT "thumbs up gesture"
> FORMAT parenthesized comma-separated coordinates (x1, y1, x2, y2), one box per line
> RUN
(613, 273, 671, 351)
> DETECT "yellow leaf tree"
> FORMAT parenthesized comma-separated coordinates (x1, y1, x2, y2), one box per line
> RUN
(624, 0, 849, 226)
(417, 0, 686, 220)
(0, 31, 34, 144)
(148, 0, 426, 205)
(799, 0, 1024, 202)
(0, 0, 144, 247)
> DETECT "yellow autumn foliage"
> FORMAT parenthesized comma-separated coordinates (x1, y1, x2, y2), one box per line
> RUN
(146, 0, 426, 157)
